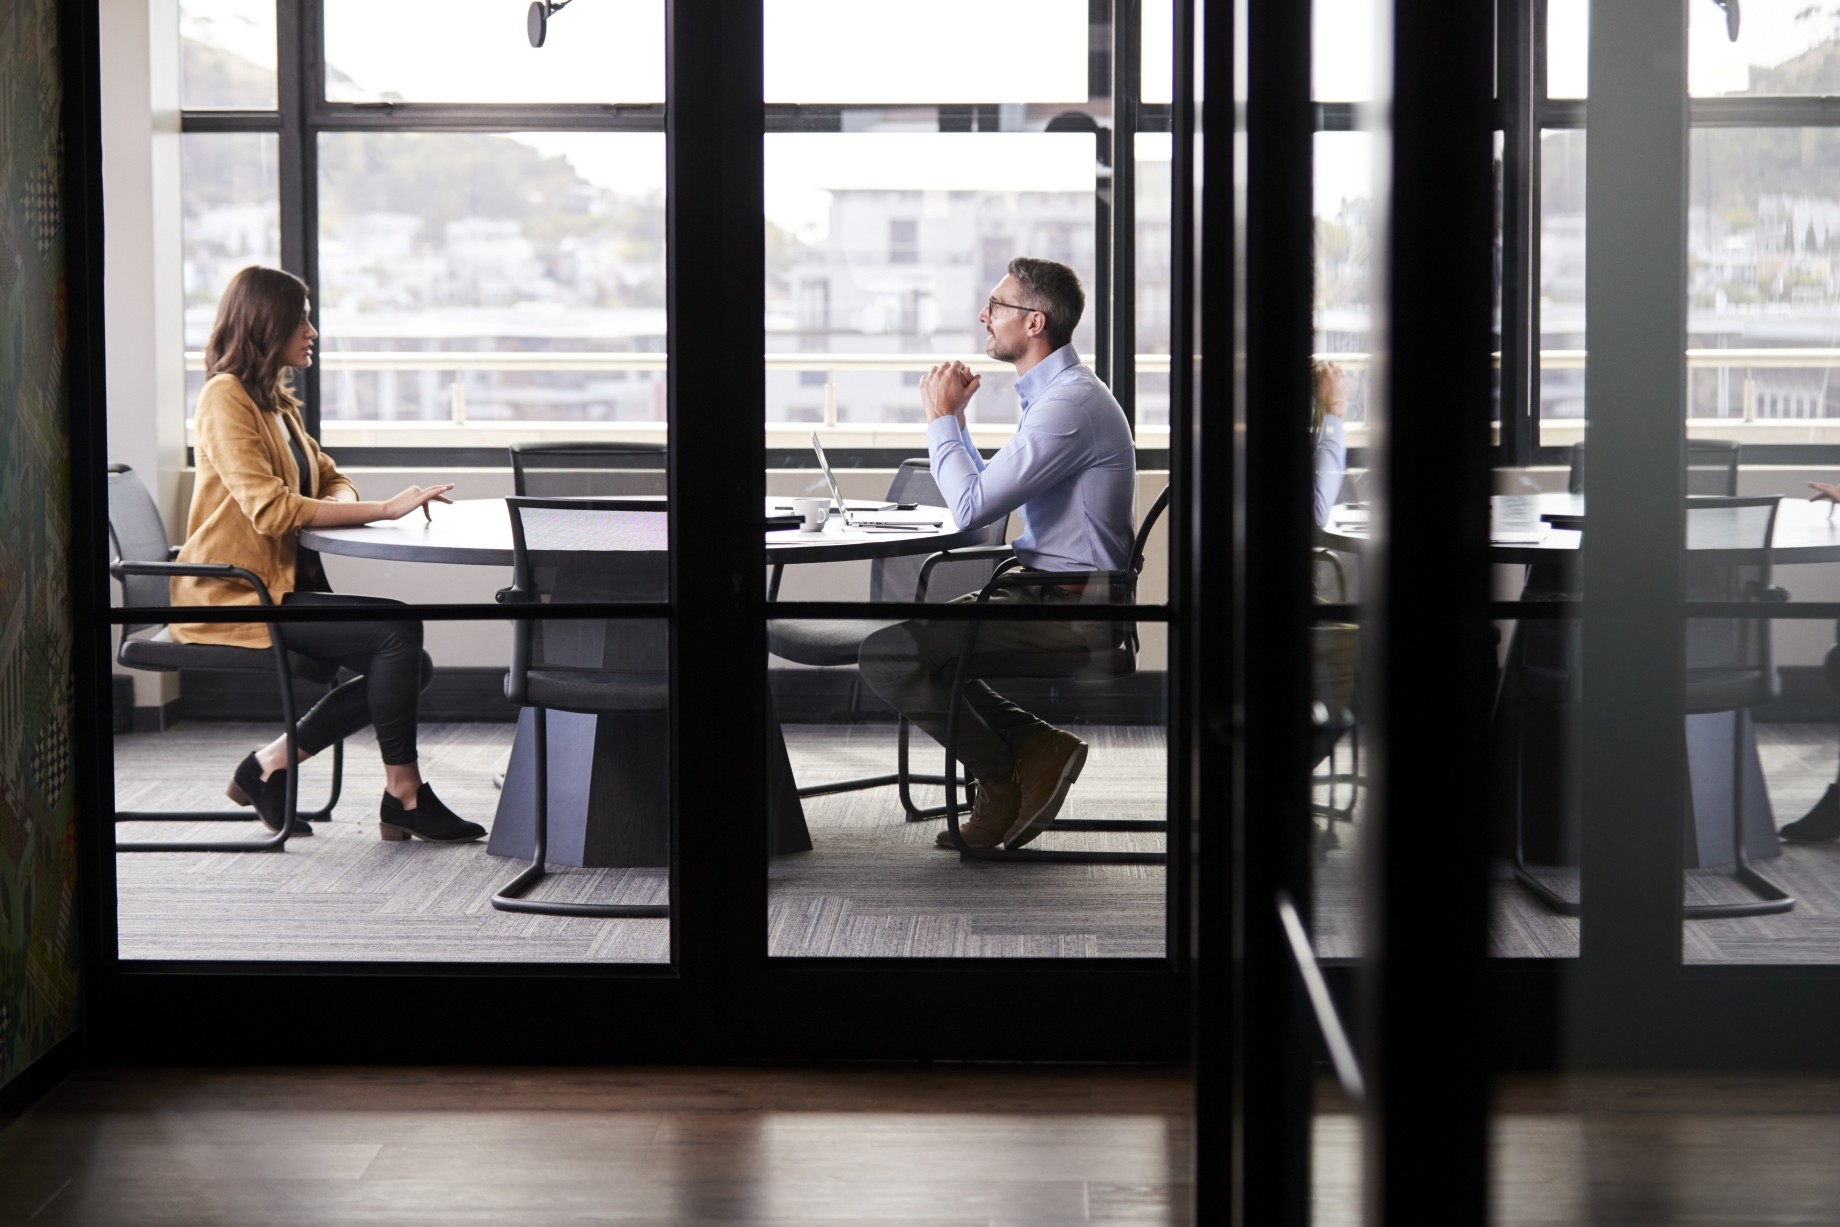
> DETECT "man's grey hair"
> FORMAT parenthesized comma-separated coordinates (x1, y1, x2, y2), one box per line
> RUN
(1007, 256, 1085, 350)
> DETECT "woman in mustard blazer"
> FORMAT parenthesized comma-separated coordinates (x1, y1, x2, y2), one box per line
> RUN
(174, 266, 484, 844)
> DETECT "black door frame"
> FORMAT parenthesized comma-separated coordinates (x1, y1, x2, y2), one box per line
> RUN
(63, 0, 1191, 1066)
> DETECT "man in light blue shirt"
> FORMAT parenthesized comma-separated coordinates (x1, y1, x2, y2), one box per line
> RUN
(860, 257, 1137, 852)
(1311, 360, 1349, 529)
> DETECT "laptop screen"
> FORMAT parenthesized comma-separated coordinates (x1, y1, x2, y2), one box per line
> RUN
(810, 431, 849, 517)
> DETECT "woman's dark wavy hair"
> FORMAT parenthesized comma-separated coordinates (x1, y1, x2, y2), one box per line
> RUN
(204, 266, 310, 412)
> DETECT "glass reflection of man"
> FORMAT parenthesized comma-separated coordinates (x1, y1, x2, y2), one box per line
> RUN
(1782, 480, 1840, 840)
(859, 257, 1137, 852)
(1311, 358, 1349, 528)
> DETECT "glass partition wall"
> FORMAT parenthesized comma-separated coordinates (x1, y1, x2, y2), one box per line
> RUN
(760, 1, 1176, 960)
(109, 0, 676, 965)
(88, 0, 1191, 1063)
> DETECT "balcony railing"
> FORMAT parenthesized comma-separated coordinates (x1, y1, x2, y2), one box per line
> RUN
(183, 347, 1840, 451)
(184, 350, 1177, 449)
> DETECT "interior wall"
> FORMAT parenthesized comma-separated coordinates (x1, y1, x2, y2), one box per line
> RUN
(0, 0, 84, 1091)
(99, 0, 182, 711)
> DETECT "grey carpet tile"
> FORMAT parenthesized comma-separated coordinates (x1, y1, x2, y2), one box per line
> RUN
(114, 719, 1840, 965)
(1310, 722, 1840, 963)
(111, 720, 1172, 963)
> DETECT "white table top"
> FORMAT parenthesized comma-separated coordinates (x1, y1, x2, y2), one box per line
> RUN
(300, 497, 989, 567)
(1319, 491, 1840, 566)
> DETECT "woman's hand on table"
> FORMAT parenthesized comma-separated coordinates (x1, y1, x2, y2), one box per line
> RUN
(307, 484, 455, 527)
(379, 485, 455, 522)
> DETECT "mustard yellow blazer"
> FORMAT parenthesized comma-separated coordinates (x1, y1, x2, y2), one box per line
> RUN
(171, 374, 359, 649)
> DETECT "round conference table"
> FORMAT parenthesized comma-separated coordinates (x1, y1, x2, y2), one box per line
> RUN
(302, 497, 987, 869)
(1318, 490, 1840, 566)
(300, 495, 987, 567)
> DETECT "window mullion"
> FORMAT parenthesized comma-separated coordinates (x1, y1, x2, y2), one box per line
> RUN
(277, 0, 319, 434)
(1501, 0, 1537, 466)
(1111, 0, 1140, 430)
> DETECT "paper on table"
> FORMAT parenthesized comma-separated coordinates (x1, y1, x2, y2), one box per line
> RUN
(1490, 494, 1550, 544)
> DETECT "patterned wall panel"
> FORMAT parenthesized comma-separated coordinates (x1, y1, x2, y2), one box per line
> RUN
(0, 0, 82, 1090)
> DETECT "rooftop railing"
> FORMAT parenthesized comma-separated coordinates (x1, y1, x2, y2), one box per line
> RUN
(182, 348, 1840, 451)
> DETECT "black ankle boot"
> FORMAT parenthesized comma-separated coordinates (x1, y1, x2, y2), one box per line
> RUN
(233, 757, 311, 836)
(379, 784, 485, 844)
(1781, 784, 1840, 843)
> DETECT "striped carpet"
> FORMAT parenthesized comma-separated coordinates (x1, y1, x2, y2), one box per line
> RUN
(113, 720, 1840, 964)
(111, 721, 1169, 962)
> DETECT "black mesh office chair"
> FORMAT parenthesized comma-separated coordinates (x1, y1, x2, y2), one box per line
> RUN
(1310, 549, 1361, 839)
(509, 441, 668, 497)
(1569, 438, 1741, 496)
(1511, 495, 1794, 918)
(935, 485, 1172, 864)
(767, 458, 1007, 819)
(491, 495, 671, 917)
(492, 442, 670, 791)
(107, 463, 344, 852)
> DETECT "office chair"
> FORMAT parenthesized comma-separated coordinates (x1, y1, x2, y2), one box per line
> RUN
(934, 485, 1172, 864)
(1511, 495, 1794, 918)
(107, 463, 345, 852)
(492, 442, 670, 791)
(491, 495, 670, 917)
(1310, 548, 1361, 840)
(767, 458, 1007, 820)
(509, 440, 668, 497)
(1569, 438, 1741, 496)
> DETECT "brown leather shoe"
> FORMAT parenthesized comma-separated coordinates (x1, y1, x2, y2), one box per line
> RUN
(936, 775, 1021, 849)
(1005, 728, 1088, 850)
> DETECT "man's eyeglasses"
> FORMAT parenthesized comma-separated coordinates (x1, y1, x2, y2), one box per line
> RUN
(986, 297, 1046, 321)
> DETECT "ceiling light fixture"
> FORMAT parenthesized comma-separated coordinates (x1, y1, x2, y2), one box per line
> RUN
(1712, 0, 1740, 42)
(528, 0, 574, 48)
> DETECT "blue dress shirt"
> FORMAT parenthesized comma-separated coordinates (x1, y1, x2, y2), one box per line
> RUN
(1312, 414, 1347, 528)
(926, 343, 1137, 573)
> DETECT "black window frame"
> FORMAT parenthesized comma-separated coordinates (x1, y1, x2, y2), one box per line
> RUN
(1513, 0, 1840, 466)
(179, 0, 1173, 463)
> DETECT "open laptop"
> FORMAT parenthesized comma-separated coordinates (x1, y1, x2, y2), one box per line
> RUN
(809, 431, 938, 529)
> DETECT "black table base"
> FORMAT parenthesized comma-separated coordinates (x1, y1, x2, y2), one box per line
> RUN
(488, 704, 813, 868)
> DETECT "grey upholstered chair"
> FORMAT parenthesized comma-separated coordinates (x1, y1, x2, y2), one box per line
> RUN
(107, 463, 345, 851)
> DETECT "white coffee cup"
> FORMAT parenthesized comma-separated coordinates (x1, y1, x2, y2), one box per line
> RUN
(791, 497, 830, 532)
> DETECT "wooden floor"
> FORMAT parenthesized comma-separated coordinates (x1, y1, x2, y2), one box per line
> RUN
(7, 1065, 1840, 1224)
(0, 1065, 1192, 1226)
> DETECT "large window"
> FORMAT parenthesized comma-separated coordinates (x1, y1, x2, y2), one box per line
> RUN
(178, 0, 667, 455)
(177, 0, 1175, 454)
(1535, 0, 1840, 454)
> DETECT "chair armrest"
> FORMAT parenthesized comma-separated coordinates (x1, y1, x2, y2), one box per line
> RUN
(915, 544, 1016, 601)
(975, 565, 1136, 602)
(109, 560, 277, 606)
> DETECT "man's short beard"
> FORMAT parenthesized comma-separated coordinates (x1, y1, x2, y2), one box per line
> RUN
(986, 332, 1025, 363)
